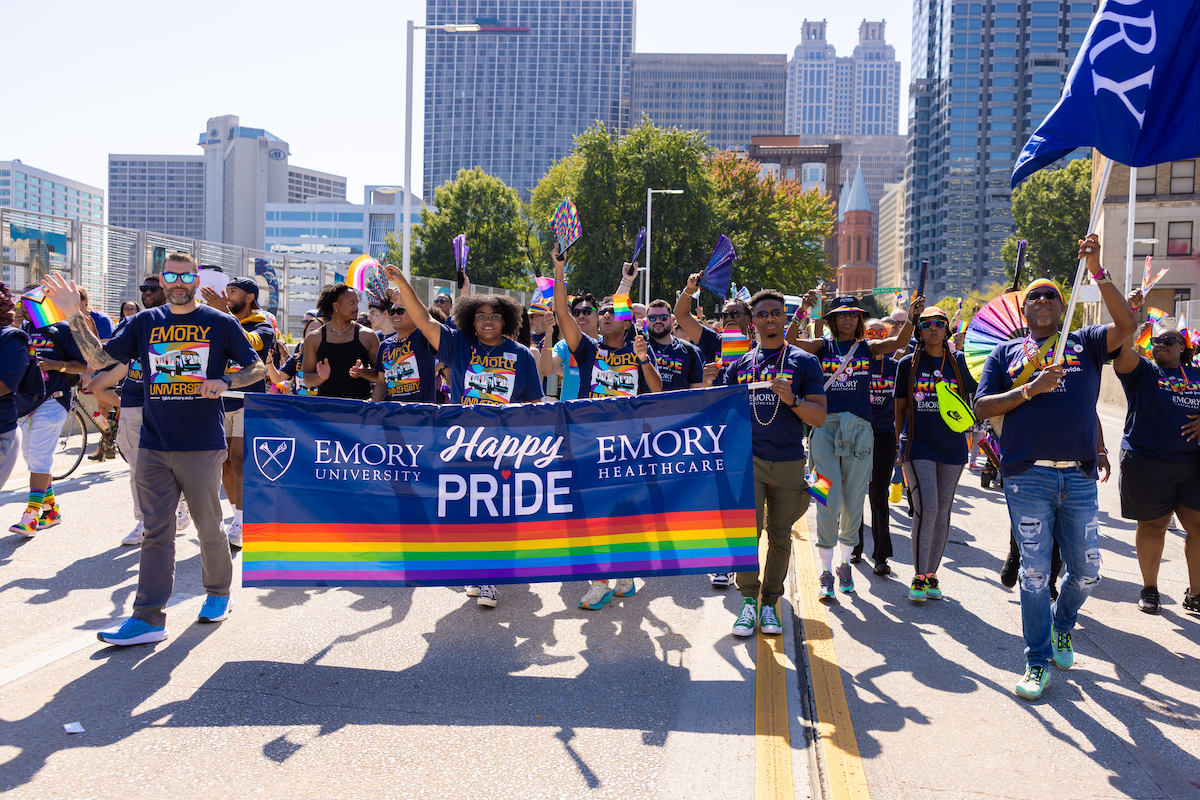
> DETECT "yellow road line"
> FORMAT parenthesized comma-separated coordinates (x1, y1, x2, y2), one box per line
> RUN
(755, 537, 795, 800)
(792, 516, 872, 800)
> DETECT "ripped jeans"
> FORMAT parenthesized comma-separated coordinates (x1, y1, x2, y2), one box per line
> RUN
(1003, 466, 1102, 668)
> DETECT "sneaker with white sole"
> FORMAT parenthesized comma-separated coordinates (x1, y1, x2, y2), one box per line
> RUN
(98, 617, 167, 646)
(9, 511, 38, 537)
(819, 570, 835, 599)
(579, 580, 613, 610)
(733, 598, 757, 637)
(837, 561, 855, 593)
(465, 585, 482, 597)
(1014, 664, 1051, 700)
(477, 585, 498, 607)
(226, 521, 243, 548)
(38, 507, 61, 529)
(121, 521, 145, 546)
(711, 572, 735, 588)
(176, 501, 191, 532)
(1051, 628, 1074, 670)
(198, 595, 231, 623)
(759, 603, 783, 635)
(613, 577, 637, 597)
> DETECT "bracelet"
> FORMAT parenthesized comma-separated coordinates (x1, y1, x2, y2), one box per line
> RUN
(794, 308, 810, 323)
(1092, 269, 1112, 285)
(637, 357, 651, 365)
(1020, 384, 1031, 401)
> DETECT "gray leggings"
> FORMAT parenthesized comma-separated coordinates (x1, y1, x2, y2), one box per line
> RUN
(903, 459, 964, 575)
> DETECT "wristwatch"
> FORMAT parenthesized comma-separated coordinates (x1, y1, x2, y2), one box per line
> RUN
(220, 374, 233, 387)
(788, 397, 801, 408)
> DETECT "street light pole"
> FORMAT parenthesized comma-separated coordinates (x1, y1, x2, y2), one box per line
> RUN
(644, 188, 683, 307)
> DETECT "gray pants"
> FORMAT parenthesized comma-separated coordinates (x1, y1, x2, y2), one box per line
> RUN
(0, 429, 19, 488)
(116, 406, 143, 521)
(904, 459, 964, 575)
(133, 448, 229, 626)
(738, 456, 810, 607)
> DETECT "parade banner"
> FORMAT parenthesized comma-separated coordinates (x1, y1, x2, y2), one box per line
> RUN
(241, 388, 758, 587)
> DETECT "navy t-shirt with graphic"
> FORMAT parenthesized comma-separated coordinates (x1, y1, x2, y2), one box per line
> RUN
(869, 356, 898, 434)
(103, 305, 260, 451)
(696, 325, 720, 365)
(649, 335, 703, 392)
(895, 350, 977, 464)
(0, 327, 31, 434)
(976, 324, 1113, 478)
(570, 335, 649, 400)
(223, 313, 276, 413)
(1118, 356, 1200, 464)
(22, 321, 85, 412)
(110, 317, 147, 409)
(436, 324, 543, 406)
(818, 337, 873, 420)
(378, 328, 438, 403)
(722, 344, 824, 462)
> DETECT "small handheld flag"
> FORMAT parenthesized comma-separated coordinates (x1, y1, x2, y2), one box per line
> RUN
(806, 472, 832, 506)
(720, 326, 751, 360)
(530, 276, 554, 313)
(1143, 256, 1169, 291)
(21, 287, 66, 329)
(1135, 326, 1153, 353)
(551, 199, 582, 255)
(630, 227, 646, 263)
(613, 293, 633, 322)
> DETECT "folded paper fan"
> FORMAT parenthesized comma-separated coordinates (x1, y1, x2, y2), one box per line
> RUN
(720, 325, 751, 360)
(630, 227, 646, 263)
(551, 199, 582, 255)
(699, 235, 736, 299)
(736, 285, 752, 303)
(453, 234, 469, 273)
(1146, 307, 1168, 329)
(21, 287, 66, 329)
(963, 292, 1027, 380)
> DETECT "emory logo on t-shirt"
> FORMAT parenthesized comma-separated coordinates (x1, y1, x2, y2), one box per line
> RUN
(590, 350, 639, 398)
(382, 338, 423, 397)
(148, 340, 211, 399)
(463, 351, 516, 405)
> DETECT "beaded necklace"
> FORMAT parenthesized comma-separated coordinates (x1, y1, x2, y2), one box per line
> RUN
(751, 345, 788, 426)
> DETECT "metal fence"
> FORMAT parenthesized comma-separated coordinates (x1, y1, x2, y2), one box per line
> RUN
(0, 207, 529, 339)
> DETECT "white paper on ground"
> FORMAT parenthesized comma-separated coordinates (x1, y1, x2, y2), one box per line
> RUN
(63, 722, 85, 734)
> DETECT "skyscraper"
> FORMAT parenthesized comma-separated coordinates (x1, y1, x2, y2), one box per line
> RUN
(630, 54, 787, 151)
(107, 155, 205, 237)
(904, 1, 1098, 299)
(786, 19, 901, 137)
(422, 0, 635, 201)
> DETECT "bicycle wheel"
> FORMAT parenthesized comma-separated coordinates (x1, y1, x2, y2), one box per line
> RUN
(51, 409, 89, 481)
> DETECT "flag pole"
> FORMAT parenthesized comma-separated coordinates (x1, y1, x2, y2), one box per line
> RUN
(1054, 156, 1113, 365)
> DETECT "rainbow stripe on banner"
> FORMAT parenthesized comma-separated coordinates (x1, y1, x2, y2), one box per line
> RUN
(613, 293, 633, 321)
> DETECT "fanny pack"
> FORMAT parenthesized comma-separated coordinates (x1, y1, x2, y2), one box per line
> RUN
(936, 380, 975, 433)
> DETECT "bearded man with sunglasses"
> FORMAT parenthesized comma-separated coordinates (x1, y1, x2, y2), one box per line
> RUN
(45, 253, 266, 646)
(975, 234, 1135, 700)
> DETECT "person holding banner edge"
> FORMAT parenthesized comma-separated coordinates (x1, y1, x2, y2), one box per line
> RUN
(974, 234, 1135, 701)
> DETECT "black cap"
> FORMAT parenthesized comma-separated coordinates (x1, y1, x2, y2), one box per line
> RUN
(228, 277, 260, 306)
(823, 295, 868, 317)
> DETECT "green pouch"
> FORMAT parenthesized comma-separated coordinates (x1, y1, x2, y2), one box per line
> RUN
(936, 380, 976, 433)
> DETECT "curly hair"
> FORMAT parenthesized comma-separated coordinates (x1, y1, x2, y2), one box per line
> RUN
(452, 294, 524, 339)
(316, 283, 356, 320)
(0, 282, 14, 329)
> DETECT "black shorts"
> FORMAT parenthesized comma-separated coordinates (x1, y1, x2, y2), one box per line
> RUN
(1119, 449, 1200, 521)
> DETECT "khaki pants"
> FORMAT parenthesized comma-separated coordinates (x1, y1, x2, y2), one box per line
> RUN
(738, 456, 810, 607)
(115, 406, 143, 521)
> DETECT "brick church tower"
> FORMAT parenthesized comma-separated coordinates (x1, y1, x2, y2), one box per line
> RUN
(836, 161, 875, 295)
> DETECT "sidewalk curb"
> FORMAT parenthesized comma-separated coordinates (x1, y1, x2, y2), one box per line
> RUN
(787, 548, 826, 800)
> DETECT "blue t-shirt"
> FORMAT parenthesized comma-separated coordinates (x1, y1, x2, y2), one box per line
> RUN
(378, 328, 438, 403)
(649, 335, 703, 392)
(22, 321, 85, 411)
(436, 324, 543, 406)
(90, 310, 114, 340)
(895, 350, 976, 465)
(0, 327, 31, 434)
(103, 305, 260, 451)
(223, 312, 276, 413)
(111, 317, 147, 409)
(570, 335, 648, 400)
(976, 324, 1113, 478)
(818, 337, 873, 420)
(1118, 356, 1200, 464)
(723, 344, 825, 462)
(697, 325, 720, 364)
(552, 338, 581, 402)
(869, 356, 898, 434)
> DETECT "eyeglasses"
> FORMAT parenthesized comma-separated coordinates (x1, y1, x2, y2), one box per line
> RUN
(865, 329, 887, 340)
(139, 284, 162, 292)
(161, 271, 198, 284)
(1026, 289, 1060, 303)
(919, 319, 948, 330)
(389, 307, 407, 316)
(646, 313, 670, 322)
(753, 309, 786, 320)
(598, 308, 616, 317)
(833, 310, 861, 319)
(571, 307, 596, 317)
(720, 310, 743, 320)
(475, 313, 502, 323)
(1151, 335, 1183, 347)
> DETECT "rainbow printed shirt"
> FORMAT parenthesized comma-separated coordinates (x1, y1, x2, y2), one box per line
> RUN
(1118, 357, 1200, 463)
(437, 325, 543, 406)
(724, 344, 825, 461)
(378, 330, 437, 403)
(819, 338, 874, 420)
(896, 351, 977, 465)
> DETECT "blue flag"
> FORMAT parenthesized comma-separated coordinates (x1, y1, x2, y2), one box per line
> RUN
(1011, 0, 1200, 188)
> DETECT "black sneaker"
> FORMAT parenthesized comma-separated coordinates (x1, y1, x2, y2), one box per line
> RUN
(1138, 586, 1160, 614)
(1000, 551, 1019, 588)
(1182, 591, 1199, 614)
(873, 559, 891, 576)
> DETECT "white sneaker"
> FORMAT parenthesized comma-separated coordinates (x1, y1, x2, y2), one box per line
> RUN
(578, 580, 613, 610)
(176, 501, 191, 532)
(613, 577, 637, 597)
(711, 572, 735, 588)
(465, 585, 482, 597)
(477, 585, 498, 607)
(227, 521, 243, 548)
(121, 521, 145, 546)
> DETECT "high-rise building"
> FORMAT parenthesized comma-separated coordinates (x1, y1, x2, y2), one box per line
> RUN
(107, 155, 205, 237)
(264, 186, 424, 263)
(422, 0, 635, 201)
(746, 137, 844, 270)
(0, 160, 104, 223)
(630, 54, 787, 151)
(904, 1, 1098, 299)
(786, 19, 901, 137)
(876, 181, 905, 292)
(836, 162, 875, 294)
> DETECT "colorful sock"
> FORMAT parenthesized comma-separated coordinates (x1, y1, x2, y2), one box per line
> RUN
(234, 508, 243, 525)
(42, 484, 56, 510)
(818, 548, 834, 573)
(26, 490, 46, 515)
(838, 543, 855, 564)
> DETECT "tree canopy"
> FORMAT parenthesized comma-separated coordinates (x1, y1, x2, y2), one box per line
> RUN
(1000, 158, 1092, 287)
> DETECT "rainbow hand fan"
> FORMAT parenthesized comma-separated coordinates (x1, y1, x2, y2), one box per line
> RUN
(720, 325, 751, 360)
(699, 235, 736, 299)
(453, 234, 469, 273)
(551, 199, 582, 255)
(736, 285, 752, 303)
(963, 292, 1027, 380)
(345, 256, 389, 303)
(630, 227, 646, 263)
(21, 287, 66, 328)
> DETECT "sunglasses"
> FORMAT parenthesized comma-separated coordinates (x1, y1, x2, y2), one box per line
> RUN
(161, 271, 198, 284)
(865, 329, 887, 340)
(571, 307, 596, 317)
(833, 310, 861, 319)
(720, 310, 743, 320)
(389, 307, 407, 316)
(434, 296, 452, 304)
(1026, 289, 1060, 303)
(646, 313, 670, 322)
(753, 309, 786, 320)
(598, 308, 616, 317)
(919, 319, 948, 330)
(139, 283, 162, 292)
(475, 313, 502, 323)
(1152, 335, 1183, 347)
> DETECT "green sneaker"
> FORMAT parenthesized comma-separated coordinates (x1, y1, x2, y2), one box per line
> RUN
(1052, 628, 1074, 670)
(909, 575, 926, 602)
(759, 603, 783, 635)
(1015, 664, 1051, 700)
(924, 574, 942, 600)
(733, 598, 758, 637)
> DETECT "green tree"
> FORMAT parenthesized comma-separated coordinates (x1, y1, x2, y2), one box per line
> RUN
(1000, 158, 1092, 287)
(384, 167, 528, 289)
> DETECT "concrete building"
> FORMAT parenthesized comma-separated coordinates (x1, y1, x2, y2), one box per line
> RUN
(904, 1, 1098, 300)
(422, 0, 634, 201)
(786, 19, 901, 137)
(836, 162, 875, 294)
(265, 186, 425, 263)
(746, 137, 843, 270)
(107, 155, 205, 237)
(630, 54, 787, 151)
(0, 160, 104, 223)
(876, 181, 905, 293)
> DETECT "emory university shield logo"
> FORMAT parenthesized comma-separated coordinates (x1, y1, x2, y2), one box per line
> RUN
(253, 437, 296, 482)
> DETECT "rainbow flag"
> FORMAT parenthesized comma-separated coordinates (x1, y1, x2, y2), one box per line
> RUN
(955, 319, 967, 335)
(530, 276, 554, 313)
(1135, 326, 1153, 353)
(21, 287, 66, 328)
(1147, 307, 1168, 328)
(613, 293, 633, 322)
(721, 325, 751, 360)
(806, 472, 832, 506)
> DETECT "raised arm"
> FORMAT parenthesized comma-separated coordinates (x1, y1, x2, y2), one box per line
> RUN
(384, 264, 441, 352)
(869, 295, 923, 356)
(673, 272, 707, 345)
(42, 274, 118, 370)
(551, 245, 583, 352)
(784, 289, 825, 353)
(1080, 235, 1137, 353)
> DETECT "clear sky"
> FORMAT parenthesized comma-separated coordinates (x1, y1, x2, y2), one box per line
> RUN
(3, 0, 910, 205)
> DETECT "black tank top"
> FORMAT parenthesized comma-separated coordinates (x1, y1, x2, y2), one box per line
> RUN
(316, 322, 373, 399)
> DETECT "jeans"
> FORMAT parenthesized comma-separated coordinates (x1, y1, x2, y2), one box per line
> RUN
(1002, 466, 1101, 668)
(738, 456, 809, 607)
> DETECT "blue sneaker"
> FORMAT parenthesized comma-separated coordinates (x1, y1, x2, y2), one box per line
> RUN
(837, 561, 855, 593)
(97, 617, 167, 646)
(1015, 664, 1051, 700)
(1052, 628, 1074, 670)
(198, 595, 231, 623)
(579, 581, 613, 610)
(819, 570, 835, 599)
